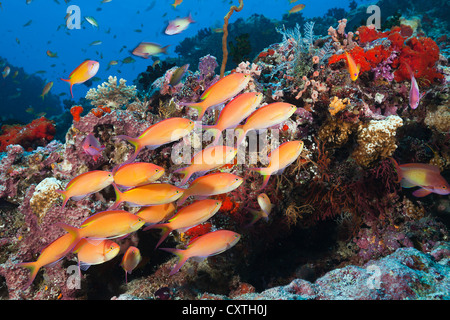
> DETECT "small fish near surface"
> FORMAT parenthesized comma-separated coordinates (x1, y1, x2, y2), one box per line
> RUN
(131, 42, 169, 59)
(82, 133, 105, 161)
(165, 13, 195, 35)
(391, 158, 450, 197)
(160, 230, 241, 275)
(288, 3, 305, 16)
(61, 60, 99, 98)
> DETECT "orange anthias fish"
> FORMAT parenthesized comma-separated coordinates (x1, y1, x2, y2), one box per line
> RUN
(72, 239, 120, 271)
(173, 145, 237, 185)
(136, 202, 176, 225)
(179, 73, 251, 120)
(391, 159, 450, 197)
(203, 92, 263, 145)
(17, 232, 77, 289)
(61, 60, 99, 98)
(40, 81, 53, 100)
(345, 51, 360, 81)
(113, 162, 164, 188)
(144, 199, 223, 248)
(116, 117, 195, 163)
(171, 0, 183, 8)
(250, 140, 304, 189)
(177, 172, 243, 206)
(235, 102, 297, 147)
(58, 210, 145, 248)
(56, 170, 114, 208)
(288, 3, 305, 16)
(111, 183, 185, 209)
(161, 230, 241, 275)
(121, 246, 142, 284)
(247, 193, 273, 226)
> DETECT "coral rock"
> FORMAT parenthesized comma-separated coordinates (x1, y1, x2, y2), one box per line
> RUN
(29, 177, 63, 223)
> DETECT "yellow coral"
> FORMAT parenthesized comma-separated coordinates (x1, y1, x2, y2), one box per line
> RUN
(329, 96, 350, 116)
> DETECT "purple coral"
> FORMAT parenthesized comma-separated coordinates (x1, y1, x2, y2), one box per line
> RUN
(372, 50, 398, 82)
(198, 54, 218, 79)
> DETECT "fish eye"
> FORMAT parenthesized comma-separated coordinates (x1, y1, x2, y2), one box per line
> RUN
(235, 178, 239, 181)
(443, 186, 447, 189)
(155, 169, 159, 172)
(176, 190, 179, 193)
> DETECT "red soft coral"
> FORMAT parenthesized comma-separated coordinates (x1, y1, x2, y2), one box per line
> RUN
(0, 117, 56, 152)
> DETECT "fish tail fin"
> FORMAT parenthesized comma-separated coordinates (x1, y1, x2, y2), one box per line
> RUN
(159, 248, 189, 275)
(144, 224, 172, 249)
(115, 135, 141, 163)
(16, 261, 39, 289)
(60, 78, 74, 98)
(110, 183, 124, 210)
(246, 209, 262, 227)
(173, 166, 193, 186)
(176, 192, 189, 207)
(234, 126, 246, 148)
(161, 45, 170, 54)
(188, 12, 195, 23)
(249, 167, 271, 190)
(389, 157, 402, 183)
(55, 222, 82, 256)
(55, 189, 69, 209)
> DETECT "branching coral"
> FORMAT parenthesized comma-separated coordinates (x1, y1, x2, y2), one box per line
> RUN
(86, 76, 137, 109)
(352, 115, 403, 167)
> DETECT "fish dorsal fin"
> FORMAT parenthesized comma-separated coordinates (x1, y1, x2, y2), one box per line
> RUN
(401, 163, 441, 173)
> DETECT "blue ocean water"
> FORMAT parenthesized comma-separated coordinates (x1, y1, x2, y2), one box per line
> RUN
(0, 0, 357, 117)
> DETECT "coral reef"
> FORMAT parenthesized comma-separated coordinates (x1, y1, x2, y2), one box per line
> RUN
(85, 76, 137, 109)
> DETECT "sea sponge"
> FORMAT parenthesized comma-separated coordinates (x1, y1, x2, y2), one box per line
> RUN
(329, 96, 350, 116)
(424, 105, 450, 133)
(86, 76, 137, 109)
(29, 177, 63, 223)
(352, 115, 403, 167)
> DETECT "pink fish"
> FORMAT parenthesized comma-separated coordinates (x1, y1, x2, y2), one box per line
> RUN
(391, 158, 450, 197)
(165, 13, 195, 35)
(404, 63, 425, 109)
(82, 133, 105, 161)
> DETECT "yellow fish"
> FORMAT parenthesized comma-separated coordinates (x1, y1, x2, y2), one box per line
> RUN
(113, 162, 164, 188)
(17, 233, 77, 289)
(136, 203, 176, 225)
(145, 199, 222, 248)
(72, 239, 119, 271)
(161, 230, 240, 275)
(111, 183, 185, 209)
(116, 117, 195, 163)
(179, 73, 251, 120)
(40, 81, 53, 100)
(177, 172, 243, 206)
(204, 92, 263, 145)
(56, 170, 114, 208)
(174, 145, 237, 185)
(121, 246, 142, 284)
(235, 102, 297, 147)
(345, 51, 360, 81)
(61, 60, 99, 98)
(250, 140, 304, 189)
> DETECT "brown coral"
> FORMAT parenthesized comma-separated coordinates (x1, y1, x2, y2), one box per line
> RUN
(351, 115, 403, 167)
(318, 118, 357, 148)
